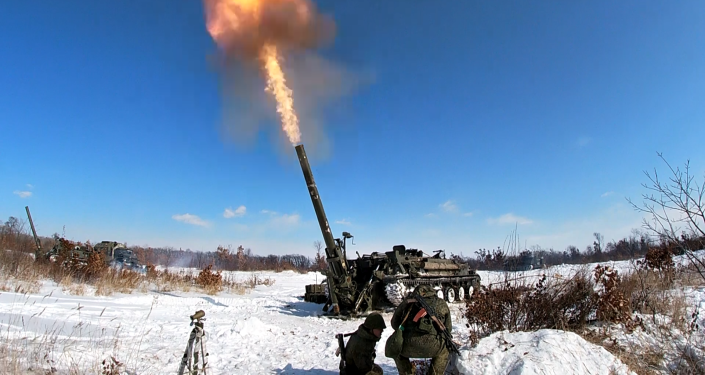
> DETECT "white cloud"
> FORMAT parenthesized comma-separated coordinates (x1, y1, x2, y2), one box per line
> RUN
(172, 213, 209, 227)
(577, 136, 592, 147)
(463, 212, 474, 217)
(224, 205, 246, 218)
(425, 213, 438, 218)
(439, 200, 458, 213)
(271, 213, 300, 226)
(13, 190, 32, 198)
(487, 213, 534, 226)
(601, 191, 614, 198)
(26, 184, 34, 189)
(259, 210, 300, 227)
(335, 219, 351, 225)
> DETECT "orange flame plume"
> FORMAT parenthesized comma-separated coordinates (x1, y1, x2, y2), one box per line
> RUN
(260, 44, 300, 144)
(203, 0, 332, 145)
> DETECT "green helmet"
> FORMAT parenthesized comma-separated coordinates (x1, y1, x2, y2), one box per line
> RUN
(363, 313, 387, 330)
(414, 284, 437, 298)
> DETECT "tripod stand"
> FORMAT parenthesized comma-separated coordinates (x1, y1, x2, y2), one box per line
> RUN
(177, 310, 209, 375)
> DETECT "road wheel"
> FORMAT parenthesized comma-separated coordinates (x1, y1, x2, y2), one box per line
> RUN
(457, 286, 465, 300)
(444, 287, 456, 303)
(465, 285, 475, 299)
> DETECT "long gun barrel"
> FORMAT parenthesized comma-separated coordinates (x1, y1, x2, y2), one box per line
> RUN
(295, 145, 337, 256)
(295, 144, 348, 313)
(25, 206, 42, 262)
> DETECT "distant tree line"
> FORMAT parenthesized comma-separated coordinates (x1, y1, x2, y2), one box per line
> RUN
(452, 230, 705, 271)
(0, 216, 323, 273)
(119, 244, 321, 273)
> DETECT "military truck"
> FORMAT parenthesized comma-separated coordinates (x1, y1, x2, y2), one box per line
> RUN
(110, 248, 145, 272)
(503, 250, 544, 272)
(295, 144, 481, 316)
(94, 241, 127, 259)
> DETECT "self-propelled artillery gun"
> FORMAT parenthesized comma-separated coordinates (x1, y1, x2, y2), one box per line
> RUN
(295, 144, 481, 316)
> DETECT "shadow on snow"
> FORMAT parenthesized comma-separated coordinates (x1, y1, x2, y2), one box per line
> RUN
(275, 298, 327, 318)
(273, 364, 338, 374)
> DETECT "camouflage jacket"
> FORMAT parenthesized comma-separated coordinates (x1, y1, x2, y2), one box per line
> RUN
(345, 324, 380, 374)
(390, 294, 452, 358)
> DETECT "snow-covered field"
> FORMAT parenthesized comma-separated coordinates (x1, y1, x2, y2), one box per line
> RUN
(0, 255, 703, 374)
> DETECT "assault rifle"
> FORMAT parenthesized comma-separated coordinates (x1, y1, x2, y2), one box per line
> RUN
(335, 331, 355, 374)
(410, 290, 460, 355)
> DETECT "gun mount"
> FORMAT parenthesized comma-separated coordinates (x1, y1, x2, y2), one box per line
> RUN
(295, 144, 481, 317)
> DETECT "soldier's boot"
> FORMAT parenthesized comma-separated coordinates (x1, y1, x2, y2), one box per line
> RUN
(393, 355, 414, 375)
(429, 349, 450, 375)
(365, 364, 383, 375)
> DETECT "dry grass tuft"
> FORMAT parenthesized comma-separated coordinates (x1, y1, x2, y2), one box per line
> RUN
(95, 268, 145, 296)
(246, 273, 276, 288)
(0, 249, 44, 294)
(100, 356, 125, 375)
(582, 328, 663, 375)
(196, 264, 223, 295)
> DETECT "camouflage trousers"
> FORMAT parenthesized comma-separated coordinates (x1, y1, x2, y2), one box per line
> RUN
(365, 364, 383, 375)
(393, 349, 449, 375)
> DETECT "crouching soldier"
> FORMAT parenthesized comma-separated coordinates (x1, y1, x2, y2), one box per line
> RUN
(390, 285, 452, 375)
(344, 312, 386, 375)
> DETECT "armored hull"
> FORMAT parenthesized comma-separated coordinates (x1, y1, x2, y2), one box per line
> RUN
(296, 143, 480, 315)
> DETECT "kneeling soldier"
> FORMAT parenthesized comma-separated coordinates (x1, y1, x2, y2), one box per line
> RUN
(345, 312, 386, 375)
(391, 285, 452, 375)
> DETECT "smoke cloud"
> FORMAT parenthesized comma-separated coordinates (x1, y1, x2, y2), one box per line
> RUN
(203, 0, 335, 60)
(204, 0, 364, 160)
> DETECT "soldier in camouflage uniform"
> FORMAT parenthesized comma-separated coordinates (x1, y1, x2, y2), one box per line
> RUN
(344, 313, 386, 375)
(390, 285, 451, 375)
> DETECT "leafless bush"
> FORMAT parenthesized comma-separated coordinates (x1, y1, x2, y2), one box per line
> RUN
(464, 264, 664, 346)
(196, 264, 223, 295)
(628, 153, 705, 281)
(594, 265, 639, 329)
(465, 268, 599, 346)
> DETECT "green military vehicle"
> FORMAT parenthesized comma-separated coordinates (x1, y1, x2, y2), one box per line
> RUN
(94, 241, 145, 272)
(44, 236, 96, 265)
(295, 144, 481, 316)
(503, 250, 544, 272)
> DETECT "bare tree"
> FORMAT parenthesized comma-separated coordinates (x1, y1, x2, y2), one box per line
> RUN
(593, 232, 604, 259)
(628, 153, 705, 280)
(313, 240, 326, 271)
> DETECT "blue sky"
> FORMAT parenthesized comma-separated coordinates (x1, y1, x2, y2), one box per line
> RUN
(2, 1, 704, 257)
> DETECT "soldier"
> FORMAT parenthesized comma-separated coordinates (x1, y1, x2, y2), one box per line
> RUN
(390, 285, 452, 375)
(344, 312, 387, 375)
